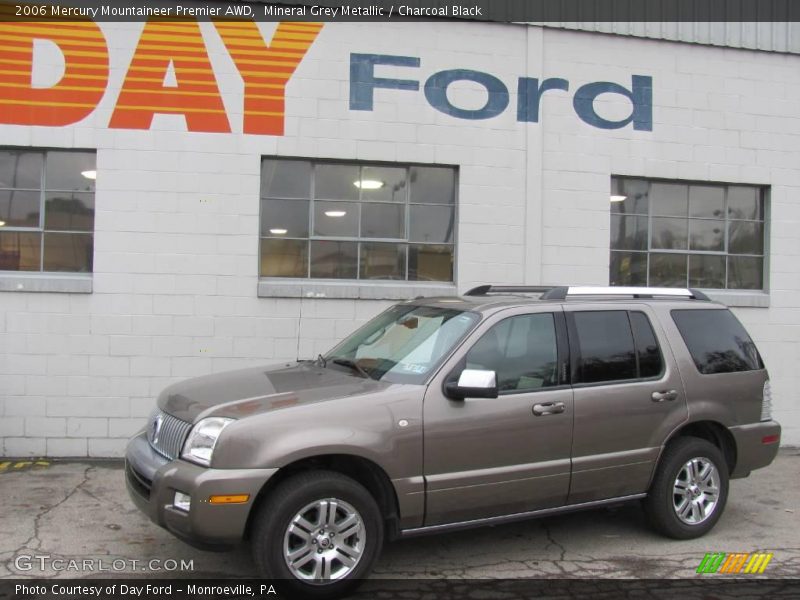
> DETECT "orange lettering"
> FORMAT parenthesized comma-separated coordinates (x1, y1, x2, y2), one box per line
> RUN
(213, 21, 322, 135)
(0, 17, 109, 126)
(109, 20, 229, 133)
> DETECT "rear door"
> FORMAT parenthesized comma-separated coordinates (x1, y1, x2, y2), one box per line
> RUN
(564, 304, 688, 503)
(422, 306, 574, 525)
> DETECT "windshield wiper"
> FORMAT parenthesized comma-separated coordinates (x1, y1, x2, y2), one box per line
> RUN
(331, 357, 371, 379)
(316, 354, 327, 368)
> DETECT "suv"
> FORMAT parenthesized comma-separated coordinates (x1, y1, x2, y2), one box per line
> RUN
(125, 285, 780, 597)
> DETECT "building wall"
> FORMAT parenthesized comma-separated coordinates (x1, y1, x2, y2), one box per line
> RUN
(0, 21, 798, 456)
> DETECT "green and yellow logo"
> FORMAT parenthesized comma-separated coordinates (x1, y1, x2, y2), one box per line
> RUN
(696, 552, 773, 574)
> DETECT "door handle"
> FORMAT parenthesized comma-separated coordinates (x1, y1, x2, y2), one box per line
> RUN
(651, 390, 678, 402)
(533, 401, 566, 416)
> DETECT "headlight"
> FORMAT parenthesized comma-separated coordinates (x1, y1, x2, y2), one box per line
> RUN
(181, 417, 234, 466)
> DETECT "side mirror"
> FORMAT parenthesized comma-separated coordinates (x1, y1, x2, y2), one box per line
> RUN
(444, 369, 498, 400)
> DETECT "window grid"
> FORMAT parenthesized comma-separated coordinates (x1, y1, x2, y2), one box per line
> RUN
(259, 158, 456, 282)
(0, 149, 95, 273)
(610, 177, 766, 290)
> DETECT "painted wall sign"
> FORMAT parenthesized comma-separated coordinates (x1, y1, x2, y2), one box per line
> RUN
(0, 19, 323, 134)
(0, 21, 652, 134)
(350, 53, 654, 131)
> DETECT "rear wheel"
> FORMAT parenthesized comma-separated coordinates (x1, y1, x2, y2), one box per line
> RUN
(251, 471, 383, 599)
(643, 436, 729, 539)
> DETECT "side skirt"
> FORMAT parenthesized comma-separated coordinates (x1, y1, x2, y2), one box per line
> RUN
(399, 493, 647, 538)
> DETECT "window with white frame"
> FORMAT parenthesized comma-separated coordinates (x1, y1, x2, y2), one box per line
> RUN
(0, 149, 95, 273)
(610, 177, 766, 290)
(259, 158, 456, 283)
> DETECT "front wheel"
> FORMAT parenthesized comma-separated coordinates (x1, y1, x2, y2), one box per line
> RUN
(643, 436, 729, 539)
(251, 471, 383, 599)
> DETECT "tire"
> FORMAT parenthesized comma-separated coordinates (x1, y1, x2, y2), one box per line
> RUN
(251, 470, 384, 600)
(643, 436, 729, 539)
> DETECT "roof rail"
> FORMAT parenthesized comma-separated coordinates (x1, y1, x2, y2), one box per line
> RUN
(464, 285, 710, 301)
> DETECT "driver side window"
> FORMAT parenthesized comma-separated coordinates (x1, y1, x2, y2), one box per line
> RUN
(466, 313, 558, 392)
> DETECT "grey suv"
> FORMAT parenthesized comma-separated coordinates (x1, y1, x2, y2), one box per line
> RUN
(125, 285, 780, 597)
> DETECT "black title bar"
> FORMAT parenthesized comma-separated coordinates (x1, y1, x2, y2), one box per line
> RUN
(2, 0, 800, 22)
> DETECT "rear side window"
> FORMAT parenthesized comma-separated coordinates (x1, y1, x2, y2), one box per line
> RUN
(630, 311, 663, 378)
(672, 309, 763, 374)
(572, 310, 664, 384)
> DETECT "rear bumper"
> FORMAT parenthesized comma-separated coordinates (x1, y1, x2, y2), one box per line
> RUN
(729, 420, 781, 479)
(125, 431, 278, 549)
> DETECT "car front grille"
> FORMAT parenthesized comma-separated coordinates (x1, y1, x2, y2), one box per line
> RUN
(147, 410, 192, 460)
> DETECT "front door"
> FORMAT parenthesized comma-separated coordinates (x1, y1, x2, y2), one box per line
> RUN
(422, 307, 573, 526)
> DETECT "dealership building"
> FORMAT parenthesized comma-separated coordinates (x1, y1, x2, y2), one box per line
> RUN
(1, 13, 799, 455)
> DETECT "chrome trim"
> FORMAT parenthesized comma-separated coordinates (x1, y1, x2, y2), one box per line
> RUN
(147, 411, 192, 460)
(568, 286, 697, 297)
(399, 493, 647, 538)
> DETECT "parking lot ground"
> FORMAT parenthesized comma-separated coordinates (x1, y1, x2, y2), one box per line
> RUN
(1, 449, 798, 581)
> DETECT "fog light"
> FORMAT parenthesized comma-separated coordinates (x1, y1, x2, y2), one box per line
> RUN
(174, 491, 191, 512)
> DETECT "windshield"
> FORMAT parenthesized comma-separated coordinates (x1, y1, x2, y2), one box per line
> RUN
(324, 304, 479, 384)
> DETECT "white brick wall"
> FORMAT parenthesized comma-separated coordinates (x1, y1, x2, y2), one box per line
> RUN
(0, 21, 799, 455)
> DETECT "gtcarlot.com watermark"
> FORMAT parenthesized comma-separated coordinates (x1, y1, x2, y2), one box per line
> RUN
(14, 554, 194, 573)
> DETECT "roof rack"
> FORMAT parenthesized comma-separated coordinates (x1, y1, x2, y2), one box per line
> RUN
(464, 285, 710, 301)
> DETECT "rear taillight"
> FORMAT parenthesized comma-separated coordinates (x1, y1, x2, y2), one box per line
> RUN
(761, 380, 773, 422)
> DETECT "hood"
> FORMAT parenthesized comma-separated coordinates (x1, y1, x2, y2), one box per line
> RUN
(158, 361, 390, 423)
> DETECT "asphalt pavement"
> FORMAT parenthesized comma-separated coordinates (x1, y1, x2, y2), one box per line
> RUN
(1, 449, 798, 582)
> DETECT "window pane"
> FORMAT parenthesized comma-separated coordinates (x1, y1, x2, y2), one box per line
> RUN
(310, 240, 357, 279)
(409, 205, 454, 243)
(314, 201, 358, 237)
(315, 164, 359, 200)
(672, 309, 763, 374)
(728, 221, 763, 255)
(610, 251, 646, 286)
(361, 202, 404, 239)
(650, 182, 688, 217)
(651, 217, 688, 250)
(728, 186, 762, 220)
(43, 232, 92, 272)
(630, 312, 663, 378)
(689, 185, 724, 218)
(409, 166, 455, 204)
(0, 190, 40, 227)
(260, 238, 308, 277)
(359, 166, 406, 202)
(360, 243, 406, 280)
(260, 198, 309, 238)
(0, 151, 42, 189)
(611, 177, 649, 215)
(260, 159, 311, 198)
(0, 231, 40, 271)
(466, 313, 559, 391)
(45, 152, 95, 192)
(649, 253, 687, 287)
(689, 254, 725, 288)
(573, 311, 637, 383)
(610, 215, 647, 250)
(728, 256, 763, 290)
(408, 244, 453, 282)
(44, 192, 94, 232)
(689, 219, 724, 251)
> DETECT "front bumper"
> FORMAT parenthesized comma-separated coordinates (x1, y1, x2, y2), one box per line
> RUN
(125, 431, 278, 549)
(729, 420, 781, 479)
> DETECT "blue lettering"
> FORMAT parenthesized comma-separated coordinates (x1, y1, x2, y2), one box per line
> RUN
(573, 75, 653, 131)
(517, 77, 569, 123)
(349, 53, 420, 111)
(348, 54, 653, 131)
(424, 69, 508, 120)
